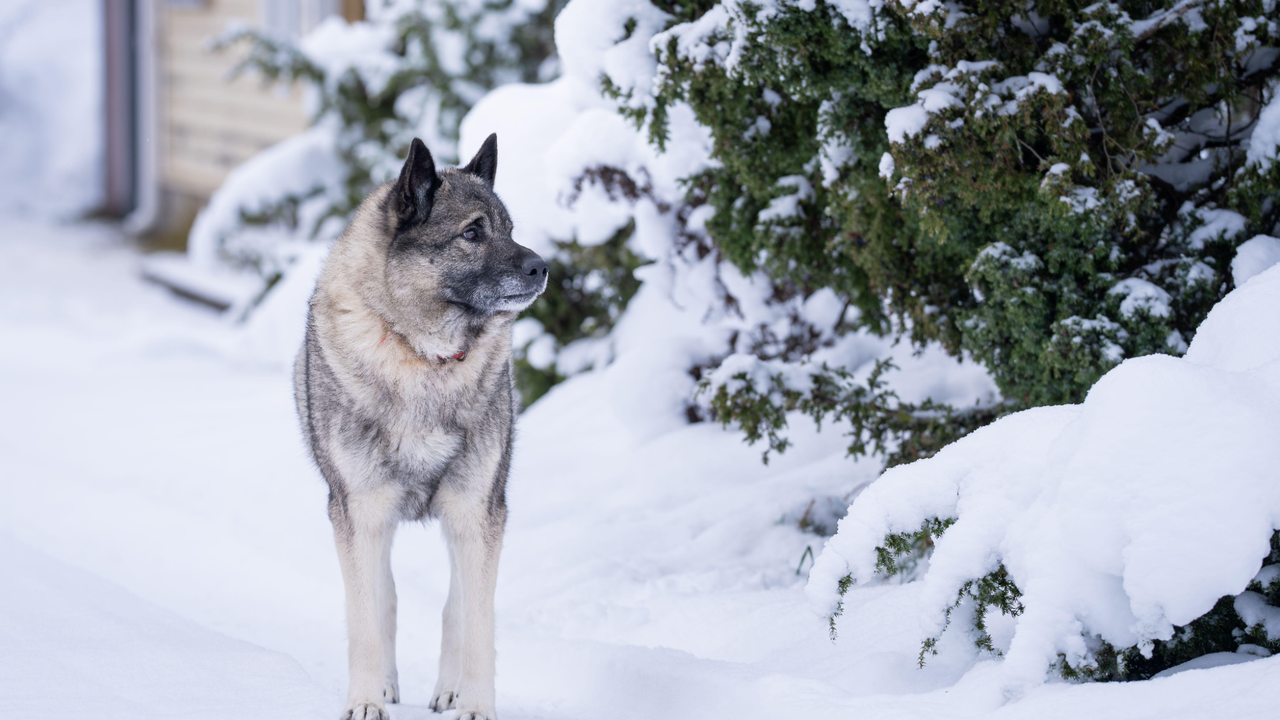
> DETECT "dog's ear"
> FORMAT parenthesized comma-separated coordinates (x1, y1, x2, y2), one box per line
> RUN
(463, 133, 498, 188)
(394, 138, 440, 227)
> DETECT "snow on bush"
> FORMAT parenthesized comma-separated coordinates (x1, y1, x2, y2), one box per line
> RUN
(1232, 235, 1280, 286)
(187, 122, 347, 274)
(808, 259, 1280, 689)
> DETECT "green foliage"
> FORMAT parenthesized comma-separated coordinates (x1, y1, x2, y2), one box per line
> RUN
(919, 565, 1025, 666)
(647, 2, 930, 332)
(875, 517, 955, 577)
(829, 572, 856, 640)
(844, 516, 1024, 661)
(634, 0, 1280, 437)
(514, 215, 648, 406)
(702, 359, 1005, 466)
(830, 518, 954, 641)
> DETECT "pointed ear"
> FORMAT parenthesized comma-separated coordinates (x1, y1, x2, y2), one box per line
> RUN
(394, 138, 440, 226)
(463, 133, 498, 188)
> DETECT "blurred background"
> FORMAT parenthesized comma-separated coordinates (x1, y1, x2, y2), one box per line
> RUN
(2, 0, 352, 225)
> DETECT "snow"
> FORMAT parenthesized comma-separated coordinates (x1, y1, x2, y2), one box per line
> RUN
(1150, 652, 1260, 679)
(1, 533, 331, 720)
(879, 151, 896, 180)
(298, 17, 401, 97)
(1055, 315, 1126, 362)
(5, 217, 1280, 719)
(810, 261, 1280, 696)
(0, 0, 102, 218)
(139, 251, 266, 312)
(1231, 235, 1280, 286)
(555, 0, 668, 106)
(886, 104, 933, 143)
(829, 0, 879, 31)
(1245, 81, 1280, 170)
(1235, 592, 1280, 640)
(1109, 277, 1172, 319)
(886, 84, 962, 144)
(885, 65, 1063, 147)
(757, 175, 815, 224)
(1062, 187, 1102, 213)
(976, 242, 1041, 271)
(1184, 263, 1280, 373)
(1185, 207, 1247, 249)
(187, 121, 347, 271)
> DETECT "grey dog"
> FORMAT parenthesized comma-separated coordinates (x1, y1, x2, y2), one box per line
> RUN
(294, 134, 547, 720)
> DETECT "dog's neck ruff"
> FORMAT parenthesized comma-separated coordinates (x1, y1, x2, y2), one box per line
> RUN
(378, 329, 467, 364)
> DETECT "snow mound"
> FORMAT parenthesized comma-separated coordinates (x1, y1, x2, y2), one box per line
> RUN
(1184, 263, 1280, 373)
(1, 532, 332, 719)
(808, 262, 1280, 692)
(1231, 234, 1280, 287)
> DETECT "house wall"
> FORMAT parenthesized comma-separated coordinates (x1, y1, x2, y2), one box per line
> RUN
(159, 0, 308, 199)
(143, 0, 362, 246)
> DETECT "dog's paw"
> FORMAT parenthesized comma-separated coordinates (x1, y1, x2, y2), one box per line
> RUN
(454, 711, 495, 720)
(428, 690, 455, 713)
(341, 702, 389, 720)
(383, 675, 400, 704)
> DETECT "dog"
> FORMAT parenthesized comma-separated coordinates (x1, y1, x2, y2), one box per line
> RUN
(294, 134, 547, 720)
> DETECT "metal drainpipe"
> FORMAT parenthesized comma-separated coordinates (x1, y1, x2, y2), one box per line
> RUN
(123, 0, 158, 235)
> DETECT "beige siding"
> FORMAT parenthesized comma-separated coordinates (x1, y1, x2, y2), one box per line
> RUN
(159, 0, 310, 199)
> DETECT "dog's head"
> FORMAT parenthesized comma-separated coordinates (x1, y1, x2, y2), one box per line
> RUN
(383, 135, 547, 324)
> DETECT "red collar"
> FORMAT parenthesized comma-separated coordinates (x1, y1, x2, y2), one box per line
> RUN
(378, 331, 466, 363)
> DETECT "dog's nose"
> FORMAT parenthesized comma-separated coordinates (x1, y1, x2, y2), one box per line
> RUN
(522, 256, 548, 277)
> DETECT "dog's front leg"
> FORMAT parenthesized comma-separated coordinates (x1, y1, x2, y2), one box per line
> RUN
(378, 523, 399, 704)
(332, 491, 400, 720)
(434, 493, 505, 720)
(430, 538, 463, 712)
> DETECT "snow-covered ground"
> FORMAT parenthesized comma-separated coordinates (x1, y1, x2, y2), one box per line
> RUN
(2, 217, 1278, 719)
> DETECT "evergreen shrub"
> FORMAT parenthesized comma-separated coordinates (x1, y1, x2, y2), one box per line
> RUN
(634, 0, 1278, 451)
(607, 0, 1280, 680)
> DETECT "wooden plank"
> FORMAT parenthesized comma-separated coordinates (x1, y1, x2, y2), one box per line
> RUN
(166, 96, 308, 132)
(167, 112, 297, 148)
(166, 84, 300, 110)
(165, 138, 270, 170)
(166, 120, 298, 163)
(165, 64, 307, 100)
(165, 158, 239, 196)
(156, 0, 321, 200)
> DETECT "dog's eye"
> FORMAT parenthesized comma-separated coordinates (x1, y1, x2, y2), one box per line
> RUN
(462, 228, 479, 242)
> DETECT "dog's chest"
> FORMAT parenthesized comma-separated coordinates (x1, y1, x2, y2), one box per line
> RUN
(390, 426, 460, 474)
(381, 402, 462, 476)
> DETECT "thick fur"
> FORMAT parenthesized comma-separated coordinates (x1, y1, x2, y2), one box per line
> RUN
(295, 135, 545, 720)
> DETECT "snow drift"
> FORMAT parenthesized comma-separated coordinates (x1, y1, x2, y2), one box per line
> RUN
(808, 257, 1280, 691)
